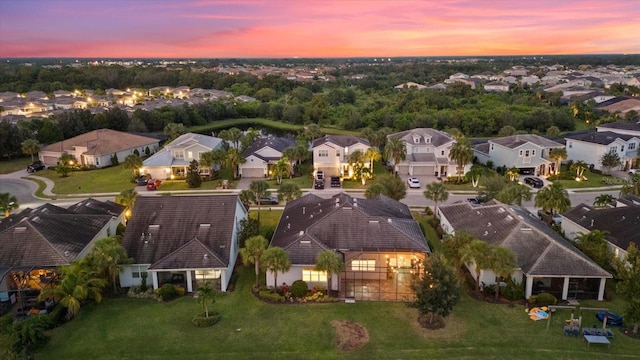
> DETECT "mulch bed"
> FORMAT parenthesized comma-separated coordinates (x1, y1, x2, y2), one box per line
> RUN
(417, 313, 446, 330)
(331, 320, 369, 351)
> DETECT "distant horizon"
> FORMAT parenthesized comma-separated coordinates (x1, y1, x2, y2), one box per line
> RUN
(1, 1, 639, 58)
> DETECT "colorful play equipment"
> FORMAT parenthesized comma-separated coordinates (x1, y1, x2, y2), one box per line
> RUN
(528, 307, 550, 321)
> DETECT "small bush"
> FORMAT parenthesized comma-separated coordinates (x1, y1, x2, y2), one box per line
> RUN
(155, 284, 183, 301)
(291, 280, 309, 298)
(501, 279, 525, 301)
(128, 286, 158, 300)
(192, 312, 221, 327)
(46, 304, 68, 328)
(423, 207, 433, 216)
(259, 290, 285, 302)
(0, 313, 14, 334)
(481, 282, 497, 297)
(535, 292, 557, 306)
(311, 285, 327, 295)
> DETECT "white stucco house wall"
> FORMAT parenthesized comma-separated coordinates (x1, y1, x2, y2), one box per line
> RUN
(311, 135, 370, 179)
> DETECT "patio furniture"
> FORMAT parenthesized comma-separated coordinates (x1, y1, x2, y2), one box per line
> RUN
(584, 334, 610, 349)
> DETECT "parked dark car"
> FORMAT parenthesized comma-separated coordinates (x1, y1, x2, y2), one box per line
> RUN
(466, 197, 485, 205)
(314, 179, 325, 189)
(524, 176, 544, 188)
(27, 161, 45, 173)
(330, 176, 341, 187)
(136, 175, 150, 185)
(258, 195, 279, 205)
(146, 179, 162, 190)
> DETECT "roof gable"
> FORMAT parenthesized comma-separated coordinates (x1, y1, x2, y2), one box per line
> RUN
(40, 129, 158, 155)
(490, 134, 563, 149)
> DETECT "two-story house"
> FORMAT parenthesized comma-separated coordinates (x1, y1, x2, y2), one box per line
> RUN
(474, 134, 564, 176)
(565, 131, 639, 172)
(141, 132, 223, 179)
(239, 136, 296, 178)
(311, 135, 370, 178)
(386, 128, 464, 177)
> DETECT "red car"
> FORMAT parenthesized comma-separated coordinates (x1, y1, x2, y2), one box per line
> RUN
(146, 179, 162, 190)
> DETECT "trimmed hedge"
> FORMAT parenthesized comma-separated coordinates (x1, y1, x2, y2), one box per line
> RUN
(291, 280, 309, 298)
(192, 312, 221, 327)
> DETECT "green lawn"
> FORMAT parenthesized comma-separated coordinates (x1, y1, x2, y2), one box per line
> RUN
(32, 166, 135, 194)
(551, 171, 619, 189)
(0, 157, 31, 174)
(265, 175, 313, 189)
(35, 264, 638, 360)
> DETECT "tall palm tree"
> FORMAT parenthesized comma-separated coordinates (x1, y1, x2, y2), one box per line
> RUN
(570, 160, 588, 180)
(364, 148, 381, 176)
(38, 262, 107, 319)
(593, 194, 614, 208)
(123, 153, 143, 178)
(226, 127, 244, 149)
(535, 183, 571, 217)
(348, 149, 368, 184)
(282, 146, 298, 176)
(620, 173, 640, 196)
(384, 137, 406, 175)
(505, 167, 520, 182)
(239, 189, 256, 208)
(488, 246, 517, 300)
(0, 192, 19, 218)
(461, 239, 491, 293)
(21, 138, 40, 162)
(226, 148, 246, 179)
(549, 148, 567, 175)
(272, 158, 291, 185)
(249, 180, 270, 228)
(495, 183, 532, 206)
(442, 231, 476, 276)
(116, 189, 137, 220)
(240, 235, 269, 286)
(423, 182, 449, 214)
(314, 250, 345, 296)
(449, 136, 473, 183)
(86, 236, 131, 293)
(278, 183, 302, 203)
(197, 281, 216, 318)
(261, 247, 291, 288)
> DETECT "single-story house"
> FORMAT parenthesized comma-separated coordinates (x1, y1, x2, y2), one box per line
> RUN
(119, 195, 247, 293)
(239, 136, 296, 178)
(0, 200, 124, 314)
(437, 201, 611, 301)
(268, 193, 431, 301)
(38, 129, 159, 168)
(141, 132, 223, 179)
(562, 195, 640, 261)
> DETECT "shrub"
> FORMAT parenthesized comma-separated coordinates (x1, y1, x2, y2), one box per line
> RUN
(46, 304, 68, 329)
(311, 285, 327, 295)
(192, 312, 221, 327)
(481, 282, 497, 297)
(535, 292, 557, 306)
(140, 272, 148, 292)
(291, 280, 309, 298)
(486, 160, 494, 170)
(501, 279, 525, 301)
(423, 207, 433, 216)
(259, 290, 285, 302)
(127, 286, 158, 300)
(156, 284, 183, 301)
(0, 313, 14, 334)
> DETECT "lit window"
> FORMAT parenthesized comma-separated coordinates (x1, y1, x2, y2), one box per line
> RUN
(318, 149, 329, 157)
(351, 260, 376, 272)
(302, 269, 327, 282)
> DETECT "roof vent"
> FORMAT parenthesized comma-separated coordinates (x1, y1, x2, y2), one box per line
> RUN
(287, 223, 291, 229)
(13, 227, 27, 233)
(369, 220, 379, 224)
(498, 207, 505, 213)
(487, 222, 492, 227)
(506, 215, 513, 220)
(521, 228, 532, 232)
(199, 223, 211, 228)
(484, 231, 489, 236)
(344, 206, 353, 210)
(299, 231, 304, 236)
(582, 207, 590, 211)
(300, 240, 310, 244)
(204, 254, 209, 260)
(302, 207, 306, 215)
(219, 244, 226, 248)
(590, 219, 594, 227)
(476, 211, 481, 215)
(64, 251, 70, 257)
(310, 214, 314, 218)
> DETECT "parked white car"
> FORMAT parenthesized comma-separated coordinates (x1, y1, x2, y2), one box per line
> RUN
(407, 177, 421, 188)
(630, 169, 638, 176)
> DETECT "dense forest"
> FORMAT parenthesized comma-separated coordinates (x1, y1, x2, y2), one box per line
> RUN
(1, 55, 639, 160)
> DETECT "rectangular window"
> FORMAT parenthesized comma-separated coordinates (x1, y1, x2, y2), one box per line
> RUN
(621, 145, 625, 152)
(441, 150, 445, 156)
(175, 150, 184, 159)
(96, 158, 100, 166)
(609, 146, 617, 153)
(531, 149, 536, 156)
(490, 144, 494, 151)
(187, 151, 193, 159)
(519, 150, 523, 157)
(351, 259, 376, 272)
(131, 265, 148, 279)
(568, 142, 573, 149)
(302, 269, 327, 282)
(336, 150, 340, 157)
(318, 149, 328, 157)
(629, 143, 637, 150)
(525, 150, 530, 157)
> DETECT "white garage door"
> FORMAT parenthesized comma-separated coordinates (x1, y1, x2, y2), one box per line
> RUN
(242, 168, 265, 178)
(411, 166, 434, 175)
(397, 165, 409, 175)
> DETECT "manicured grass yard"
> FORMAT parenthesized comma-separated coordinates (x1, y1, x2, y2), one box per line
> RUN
(32, 166, 135, 194)
(33, 211, 638, 359)
(0, 157, 31, 174)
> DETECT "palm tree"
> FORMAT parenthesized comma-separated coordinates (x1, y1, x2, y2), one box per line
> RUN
(282, 147, 298, 176)
(122, 153, 143, 178)
(240, 127, 261, 151)
(314, 250, 345, 296)
(384, 137, 406, 175)
(505, 167, 520, 182)
(535, 183, 571, 217)
(423, 182, 448, 214)
(197, 281, 216, 318)
(226, 148, 246, 179)
(488, 246, 517, 300)
(116, 189, 137, 220)
(239, 189, 256, 208)
(467, 166, 483, 188)
(240, 235, 269, 286)
(278, 183, 302, 203)
(364, 148, 381, 176)
(442, 231, 475, 274)
(225, 127, 244, 149)
(495, 183, 532, 206)
(620, 173, 640, 196)
(272, 158, 291, 185)
(249, 180, 270, 228)
(21, 138, 40, 162)
(348, 149, 368, 184)
(593, 194, 615, 208)
(56, 153, 76, 177)
(261, 247, 291, 288)
(549, 148, 567, 175)
(86, 236, 131, 293)
(38, 262, 107, 319)
(0, 192, 19, 218)
(449, 136, 473, 183)
(570, 160, 588, 180)
(461, 239, 491, 293)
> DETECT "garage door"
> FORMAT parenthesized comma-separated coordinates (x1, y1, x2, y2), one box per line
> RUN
(397, 165, 409, 175)
(411, 166, 434, 175)
(241, 167, 265, 178)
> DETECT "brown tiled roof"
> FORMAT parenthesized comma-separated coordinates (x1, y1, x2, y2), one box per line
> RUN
(271, 193, 430, 265)
(41, 129, 158, 156)
(438, 202, 610, 278)
(121, 195, 244, 269)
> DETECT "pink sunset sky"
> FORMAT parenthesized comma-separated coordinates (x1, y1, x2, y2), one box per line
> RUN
(0, 0, 639, 58)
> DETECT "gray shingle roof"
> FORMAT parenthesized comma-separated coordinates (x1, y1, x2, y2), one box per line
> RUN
(490, 134, 563, 149)
(66, 198, 125, 217)
(438, 202, 610, 278)
(387, 128, 455, 147)
(597, 121, 640, 132)
(121, 195, 243, 269)
(311, 135, 369, 148)
(271, 193, 430, 265)
(242, 136, 296, 159)
(565, 131, 635, 145)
